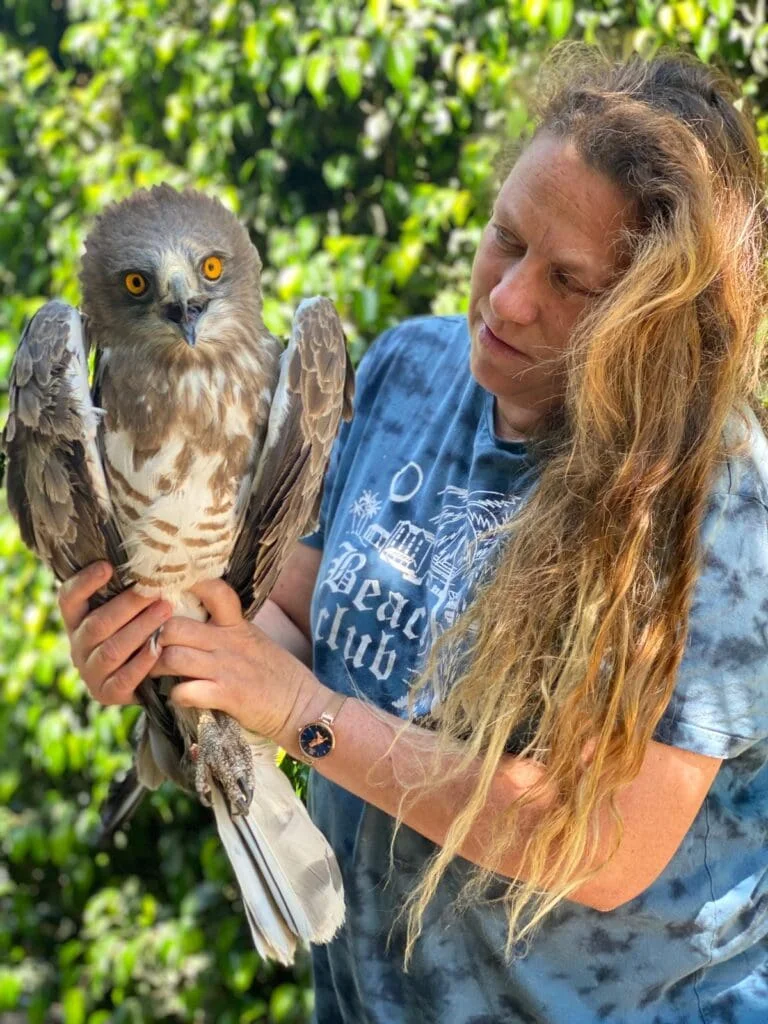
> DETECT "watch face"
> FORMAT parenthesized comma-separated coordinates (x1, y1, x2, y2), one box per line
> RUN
(299, 722, 335, 759)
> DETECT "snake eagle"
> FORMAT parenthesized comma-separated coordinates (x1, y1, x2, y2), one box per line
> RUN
(1, 184, 354, 964)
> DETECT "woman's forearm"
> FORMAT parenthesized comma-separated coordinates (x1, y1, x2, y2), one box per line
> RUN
(277, 678, 554, 880)
(251, 597, 313, 666)
(274, 673, 721, 913)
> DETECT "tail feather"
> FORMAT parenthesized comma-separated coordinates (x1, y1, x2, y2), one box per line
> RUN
(210, 740, 345, 965)
(95, 767, 147, 846)
(244, 903, 294, 965)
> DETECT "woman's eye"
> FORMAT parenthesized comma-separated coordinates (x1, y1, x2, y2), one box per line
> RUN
(552, 269, 589, 296)
(492, 224, 524, 253)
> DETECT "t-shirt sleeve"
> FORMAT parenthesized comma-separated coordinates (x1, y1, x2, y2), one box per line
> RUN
(300, 325, 398, 551)
(654, 483, 768, 759)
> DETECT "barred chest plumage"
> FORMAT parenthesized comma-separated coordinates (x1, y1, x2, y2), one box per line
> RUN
(98, 338, 280, 615)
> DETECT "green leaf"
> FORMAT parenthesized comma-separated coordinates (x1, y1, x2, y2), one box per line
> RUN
(674, 1, 704, 33)
(385, 37, 419, 92)
(696, 23, 719, 62)
(522, 0, 548, 30)
(269, 984, 298, 1022)
(387, 239, 424, 286)
(305, 52, 332, 106)
(276, 264, 303, 300)
(63, 987, 86, 1024)
(635, 0, 658, 28)
(0, 968, 22, 1010)
(280, 57, 304, 98)
(154, 28, 177, 66)
(24, 48, 55, 91)
(229, 951, 258, 993)
(243, 22, 267, 66)
(59, 939, 84, 968)
(337, 62, 362, 100)
(456, 53, 485, 98)
(367, 0, 390, 29)
(657, 4, 677, 33)
(709, 0, 735, 25)
(546, 0, 574, 40)
(337, 40, 366, 101)
(353, 287, 380, 327)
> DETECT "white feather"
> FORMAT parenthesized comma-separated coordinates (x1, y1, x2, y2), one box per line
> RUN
(209, 739, 345, 965)
(65, 311, 112, 510)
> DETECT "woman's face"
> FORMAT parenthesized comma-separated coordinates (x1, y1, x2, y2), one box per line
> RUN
(468, 132, 635, 440)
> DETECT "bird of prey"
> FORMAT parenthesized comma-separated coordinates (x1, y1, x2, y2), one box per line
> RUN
(0, 185, 354, 965)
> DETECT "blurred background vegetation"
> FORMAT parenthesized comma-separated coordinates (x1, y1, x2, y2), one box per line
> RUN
(1, 1, 767, 1021)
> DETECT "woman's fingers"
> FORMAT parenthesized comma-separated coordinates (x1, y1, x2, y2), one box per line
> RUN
(170, 679, 225, 712)
(152, 645, 219, 681)
(99, 638, 164, 706)
(83, 600, 172, 693)
(58, 561, 113, 631)
(153, 615, 219, 651)
(74, 590, 170, 658)
(189, 579, 243, 627)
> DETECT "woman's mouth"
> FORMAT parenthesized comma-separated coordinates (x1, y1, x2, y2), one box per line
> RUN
(478, 320, 532, 362)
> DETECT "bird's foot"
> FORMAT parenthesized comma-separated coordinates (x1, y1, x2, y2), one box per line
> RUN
(191, 709, 254, 815)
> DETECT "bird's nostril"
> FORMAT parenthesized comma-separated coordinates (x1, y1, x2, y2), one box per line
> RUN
(187, 299, 209, 319)
(164, 302, 184, 324)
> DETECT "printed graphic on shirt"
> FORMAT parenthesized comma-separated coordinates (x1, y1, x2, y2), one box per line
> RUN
(315, 460, 522, 715)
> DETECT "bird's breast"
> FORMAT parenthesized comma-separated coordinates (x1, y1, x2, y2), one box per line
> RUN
(103, 382, 268, 607)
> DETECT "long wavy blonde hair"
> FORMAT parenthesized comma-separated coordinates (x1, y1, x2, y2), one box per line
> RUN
(399, 47, 768, 959)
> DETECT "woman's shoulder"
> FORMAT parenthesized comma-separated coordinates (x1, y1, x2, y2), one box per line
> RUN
(656, 406, 768, 759)
(696, 407, 768, 578)
(717, 404, 768, 511)
(358, 315, 469, 384)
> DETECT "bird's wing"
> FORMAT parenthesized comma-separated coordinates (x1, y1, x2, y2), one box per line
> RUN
(1, 300, 182, 755)
(1, 300, 124, 587)
(225, 296, 354, 618)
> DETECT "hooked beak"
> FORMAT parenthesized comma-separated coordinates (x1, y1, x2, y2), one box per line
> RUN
(162, 274, 209, 347)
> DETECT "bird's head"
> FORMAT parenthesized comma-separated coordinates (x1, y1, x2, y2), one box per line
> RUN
(80, 185, 264, 356)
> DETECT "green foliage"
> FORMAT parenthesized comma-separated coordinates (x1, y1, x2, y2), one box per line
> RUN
(1, 1, 766, 1019)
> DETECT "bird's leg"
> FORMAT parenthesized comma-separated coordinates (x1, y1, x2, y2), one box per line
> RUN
(190, 709, 255, 816)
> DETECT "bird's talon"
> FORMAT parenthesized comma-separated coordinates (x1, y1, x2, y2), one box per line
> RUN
(149, 626, 163, 658)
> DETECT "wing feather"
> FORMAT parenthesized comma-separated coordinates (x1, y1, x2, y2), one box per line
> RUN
(2, 301, 123, 583)
(1, 299, 182, 753)
(226, 296, 354, 617)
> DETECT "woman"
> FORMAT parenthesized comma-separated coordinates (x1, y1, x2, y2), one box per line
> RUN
(60, 50, 768, 1022)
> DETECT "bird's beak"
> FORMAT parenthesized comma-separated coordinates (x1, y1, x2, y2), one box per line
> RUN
(181, 317, 197, 348)
(162, 273, 208, 347)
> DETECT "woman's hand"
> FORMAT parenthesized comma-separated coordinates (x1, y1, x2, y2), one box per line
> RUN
(150, 578, 324, 743)
(58, 561, 171, 705)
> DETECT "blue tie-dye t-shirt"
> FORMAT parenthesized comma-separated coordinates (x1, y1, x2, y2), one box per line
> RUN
(302, 316, 768, 1024)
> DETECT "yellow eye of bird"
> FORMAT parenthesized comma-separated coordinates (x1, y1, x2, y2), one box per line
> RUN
(124, 272, 148, 296)
(202, 255, 223, 280)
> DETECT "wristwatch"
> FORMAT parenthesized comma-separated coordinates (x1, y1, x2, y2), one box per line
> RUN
(297, 692, 348, 763)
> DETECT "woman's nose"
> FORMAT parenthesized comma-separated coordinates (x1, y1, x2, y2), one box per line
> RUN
(489, 260, 539, 327)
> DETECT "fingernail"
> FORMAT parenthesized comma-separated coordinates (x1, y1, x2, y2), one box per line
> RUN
(149, 628, 163, 657)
